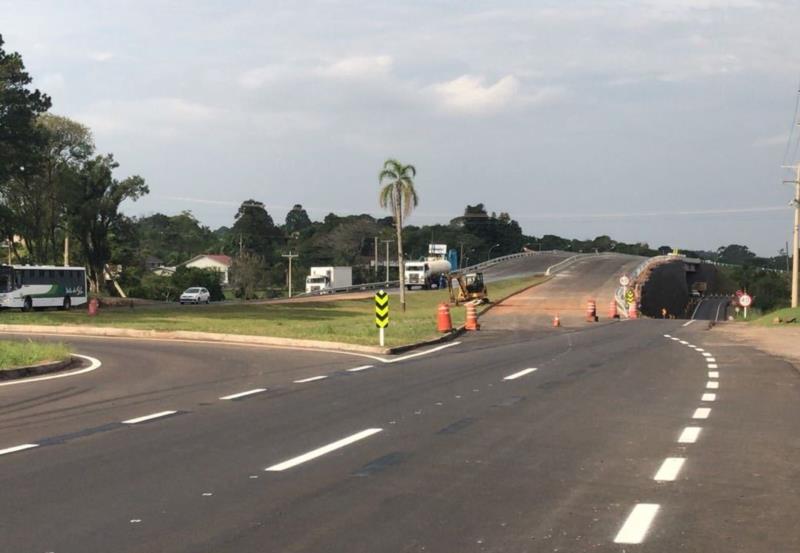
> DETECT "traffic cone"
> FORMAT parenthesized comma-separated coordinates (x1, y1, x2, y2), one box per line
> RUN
(628, 303, 638, 319)
(437, 302, 453, 333)
(609, 300, 619, 319)
(553, 313, 561, 327)
(465, 303, 480, 331)
(586, 299, 598, 322)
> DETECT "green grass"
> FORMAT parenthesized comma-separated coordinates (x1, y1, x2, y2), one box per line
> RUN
(0, 340, 71, 370)
(0, 275, 547, 347)
(751, 306, 800, 326)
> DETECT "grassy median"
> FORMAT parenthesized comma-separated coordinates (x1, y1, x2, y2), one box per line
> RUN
(0, 275, 547, 347)
(0, 340, 71, 370)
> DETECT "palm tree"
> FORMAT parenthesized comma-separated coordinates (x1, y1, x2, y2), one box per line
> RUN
(379, 159, 418, 312)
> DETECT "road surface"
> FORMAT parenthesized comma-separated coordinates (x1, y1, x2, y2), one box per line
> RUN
(690, 296, 732, 322)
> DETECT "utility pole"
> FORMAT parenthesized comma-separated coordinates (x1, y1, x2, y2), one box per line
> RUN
(374, 237, 379, 279)
(282, 252, 299, 298)
(784, 165, 800, 307)
(382, 239, 394, 283)
(793, 165, 800, 307)
(63, 235, 69, 266)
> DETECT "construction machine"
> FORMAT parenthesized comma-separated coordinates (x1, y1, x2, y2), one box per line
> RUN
(448, 271, 488, 305)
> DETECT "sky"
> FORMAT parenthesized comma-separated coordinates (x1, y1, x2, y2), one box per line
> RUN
(3, 0, 800, 256)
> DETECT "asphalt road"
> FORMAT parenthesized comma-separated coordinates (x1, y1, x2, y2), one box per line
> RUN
(2, 315, 798, 552)
(691, 296, 732, 322)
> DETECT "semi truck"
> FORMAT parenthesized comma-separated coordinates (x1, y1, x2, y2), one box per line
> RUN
(404, 258, 452, 290)
(305, 266, 353, 293)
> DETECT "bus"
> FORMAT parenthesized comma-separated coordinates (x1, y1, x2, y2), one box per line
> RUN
(0, 265, 88, 311)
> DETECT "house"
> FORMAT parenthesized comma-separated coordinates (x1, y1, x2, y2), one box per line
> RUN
(145, 255, 164, 271)
(182, 254, 233, 285)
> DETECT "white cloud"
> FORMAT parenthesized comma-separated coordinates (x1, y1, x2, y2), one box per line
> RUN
(317, 55, 393, 78)
(430, 74, 566, 116)
(89, 51, 114, 62)
(76, 97, 219, 138)
(238, 65, 290, 90)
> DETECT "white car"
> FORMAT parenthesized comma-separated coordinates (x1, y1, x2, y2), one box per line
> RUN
(180, 287, 210, 304)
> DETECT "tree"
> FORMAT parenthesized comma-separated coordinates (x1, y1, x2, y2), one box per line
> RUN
(64, 154, 148, 292)
(230, 200, 282, 262)
(285, 204, 312, 236)
(379, 159, 418, 311)
(230, 251, 266, 300)
(0, 34, 51, 185)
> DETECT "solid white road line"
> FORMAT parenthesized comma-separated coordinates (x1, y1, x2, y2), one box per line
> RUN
(122, 410, 178, 425)
(380, 341, 462, 364)
(707, 363, 718, 369)
(346, 365, 374, 372)
(693, 407, 711, 419)
(702, 393, 717, 402)
(691, 299, 704, 320)
(708, 371, 719, 378)
(706, 381, 719, 389)
(0, 354, 102, 387)
(614, 503, 660, 544)
(678, 426, 702, 444)
(293, 376, 328, 383)
(503, 368, 538, 381)
(654, 457, 686, 481)
(682, 320, 696, 327)
(0, 443, 39, 456)
(265, 428, 383, 472)
(219, 388, 267, 400)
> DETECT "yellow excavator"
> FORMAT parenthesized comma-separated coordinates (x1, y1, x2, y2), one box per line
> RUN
(447, 271, 488, 305)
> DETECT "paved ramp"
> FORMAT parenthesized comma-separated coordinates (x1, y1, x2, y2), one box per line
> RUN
(483, 253, 644, 330)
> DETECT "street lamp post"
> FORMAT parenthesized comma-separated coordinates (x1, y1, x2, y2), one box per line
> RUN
(487, 243, 501, 262)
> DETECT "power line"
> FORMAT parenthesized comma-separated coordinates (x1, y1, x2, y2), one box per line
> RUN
(782, 76, 800, 166)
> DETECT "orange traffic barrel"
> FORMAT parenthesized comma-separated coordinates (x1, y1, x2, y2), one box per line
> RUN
(437, 302, 453, 333)
(465, 303, 480, 331)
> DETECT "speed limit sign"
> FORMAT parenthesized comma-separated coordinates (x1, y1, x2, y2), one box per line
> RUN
(739, 294, 752, 307)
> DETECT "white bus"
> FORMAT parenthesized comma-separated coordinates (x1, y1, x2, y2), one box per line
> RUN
(0, 265, 88, 311)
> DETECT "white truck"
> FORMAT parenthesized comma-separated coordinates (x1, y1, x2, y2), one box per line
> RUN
(305, 266, 353, 294)
(404, 258, 452, 290)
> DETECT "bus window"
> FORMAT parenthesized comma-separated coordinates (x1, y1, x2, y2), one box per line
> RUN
(39, 270, 45, 278)
(58, 270, 64, 277)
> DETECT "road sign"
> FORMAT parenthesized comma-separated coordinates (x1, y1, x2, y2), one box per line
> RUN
(619, 275, 631, 287)
(739, 293, 752, 307)
(375, 290, 389, 328)
(625, 289, 635, 305)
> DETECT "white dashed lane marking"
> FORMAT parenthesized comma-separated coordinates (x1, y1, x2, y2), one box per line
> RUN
(265, 428, 383, 472)
(503, 368, 538, 381)
(692, 407, 711, 419)
(708, 371, 719, 378)
(0, 443, 39, 456)
(346, 365, 374, 372)
(614, 503, 660, 544)
(678, 427, 702, 444)
(706, 381, 719, 389)
(702, 393, 716, 402)
(654, 457, 686, 482)
(219, 388, 267, 400)
(707, 363, 718, 369)
(122, 411, 178, 425)
(702, 353, 712, 357)
(293, 376, 328, 384)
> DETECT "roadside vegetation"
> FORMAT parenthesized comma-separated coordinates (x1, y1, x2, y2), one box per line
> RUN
(750, 306, 800, 326)
(0, 276, 546, 347)
(0, 340, 70, 370)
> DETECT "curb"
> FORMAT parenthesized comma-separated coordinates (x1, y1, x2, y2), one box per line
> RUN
(0, 356, 76, 381)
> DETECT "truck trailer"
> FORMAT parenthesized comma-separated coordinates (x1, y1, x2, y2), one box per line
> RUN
(305, 266, 353, 293)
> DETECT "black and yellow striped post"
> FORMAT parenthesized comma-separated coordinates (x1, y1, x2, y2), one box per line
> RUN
(375, 289, 389, 346)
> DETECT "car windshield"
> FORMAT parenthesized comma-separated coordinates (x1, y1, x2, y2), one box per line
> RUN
(185, 288, 201, 293)
(406, 264, 424, 271)
(307, 277, 326, 283)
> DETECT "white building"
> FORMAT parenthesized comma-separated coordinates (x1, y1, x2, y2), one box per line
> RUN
(182, 254, 233, 285)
